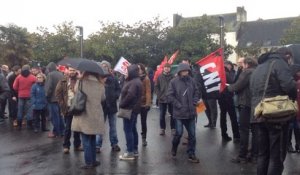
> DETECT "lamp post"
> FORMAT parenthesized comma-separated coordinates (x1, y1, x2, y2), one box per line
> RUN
(219, 16, 224, 49)
(76, 26, 83, 58)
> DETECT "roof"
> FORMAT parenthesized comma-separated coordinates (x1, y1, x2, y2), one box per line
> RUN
(176, 13, 239, 32)
(237, 17, 297, 48)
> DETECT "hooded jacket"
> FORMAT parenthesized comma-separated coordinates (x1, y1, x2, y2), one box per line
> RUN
(13, 68, 36, 98)
(167, 63, 200, 119)
(119, 64, 142, 114)
(31, 82, 47, 110)
(250, 52, 296, 123)
(45, 62, 63, 102)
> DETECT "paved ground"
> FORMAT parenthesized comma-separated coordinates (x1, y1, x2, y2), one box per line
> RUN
(0, 107, 300, 175)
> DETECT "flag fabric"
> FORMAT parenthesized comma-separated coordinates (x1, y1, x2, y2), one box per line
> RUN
(153, 55, 168, 83)
(196, 48, 226, 96)
(168, 50, 179, 64)
(113, 57, 131, 75)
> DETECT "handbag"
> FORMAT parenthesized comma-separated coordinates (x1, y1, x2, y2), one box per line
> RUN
(254, 61, 298, 122)
(68, 80, 87, 115)
(117, 108, 132, 119)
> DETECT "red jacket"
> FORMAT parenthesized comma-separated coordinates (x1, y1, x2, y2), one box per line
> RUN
(13, 74, 36, 98)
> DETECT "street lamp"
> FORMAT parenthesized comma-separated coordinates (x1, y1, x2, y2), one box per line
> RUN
(219, 16, 224, 49)
(76, 26, 83, 58)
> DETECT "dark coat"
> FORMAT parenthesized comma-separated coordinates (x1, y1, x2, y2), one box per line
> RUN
(119, 65, 143, 114)
(155, 72, 174, 103)
(103, 74, 121, 115)
(7, 73, 18, 98)
(167, 63, 200, 119)
(228, 68, 254, 107)
(45, 62, 64, 102)
(0, 73, 10, 102)
(250, 52, 297, 123)
(31, 83, 47, 110)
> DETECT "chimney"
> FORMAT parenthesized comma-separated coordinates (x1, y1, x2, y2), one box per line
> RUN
(173, 14, 182, 27)
(236, 6, 247, 22)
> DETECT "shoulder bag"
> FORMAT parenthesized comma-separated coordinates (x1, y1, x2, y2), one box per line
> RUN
(254, 61, 298, 122)
(68, 80, 87, 115)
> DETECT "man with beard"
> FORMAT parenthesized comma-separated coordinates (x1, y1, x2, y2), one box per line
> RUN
(55, 67, 82, 153)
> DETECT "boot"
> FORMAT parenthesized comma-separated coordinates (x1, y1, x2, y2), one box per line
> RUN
(17, 120, 22, 131)
(27, 120, 34, 130)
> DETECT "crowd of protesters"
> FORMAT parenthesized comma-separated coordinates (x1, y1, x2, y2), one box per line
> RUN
(0, 47, 299, 174)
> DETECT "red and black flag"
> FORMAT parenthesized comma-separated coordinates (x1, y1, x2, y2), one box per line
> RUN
(196, 48, 226, 96)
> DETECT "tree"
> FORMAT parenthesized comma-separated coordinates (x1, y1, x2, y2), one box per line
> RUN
(31, 22, 79, 65)
(281, 17, 300, 45)
(0, 24, 32, 66)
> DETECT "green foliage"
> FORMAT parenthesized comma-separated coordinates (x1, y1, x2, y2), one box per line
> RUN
(281, 17, 300, 45)
(0, 24, 32, 66)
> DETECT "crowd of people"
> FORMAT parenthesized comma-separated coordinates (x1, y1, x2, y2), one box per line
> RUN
(0, 47, 299, 174)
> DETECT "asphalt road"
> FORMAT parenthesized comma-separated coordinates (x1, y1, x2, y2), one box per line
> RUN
(0, 107, 299, 175)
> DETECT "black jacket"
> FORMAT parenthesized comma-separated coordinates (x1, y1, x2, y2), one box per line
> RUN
(250, 52, 296, 123)
(0, 73, 10, 103)
(103, 74, 121, 115)
(119, 65, 142, 114)
(228, 68, 255, 107)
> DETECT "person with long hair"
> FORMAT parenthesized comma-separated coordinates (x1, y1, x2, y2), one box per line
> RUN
(71, 71, 106, 169)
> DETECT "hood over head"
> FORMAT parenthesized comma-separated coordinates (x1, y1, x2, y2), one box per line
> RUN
(127, 64, 139, 80)
(176, 63, 191, 74)
(46, 62, 57, 73)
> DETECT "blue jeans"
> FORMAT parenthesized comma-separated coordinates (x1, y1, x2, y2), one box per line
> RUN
(17, 98, 32, 121)
(257, 122, 289, 175)
(123, 112, 138, 153)
(48, 102, 65, 136)
(81, 133, 96, 165)
(172, 118, 196, 156)
(96, 113, 118, 148)
(159, 103, 175, 130)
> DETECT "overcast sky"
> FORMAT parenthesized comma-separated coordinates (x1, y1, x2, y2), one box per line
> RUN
(1, 0, 299, 36)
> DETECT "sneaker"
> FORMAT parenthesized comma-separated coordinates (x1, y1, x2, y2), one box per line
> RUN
(287, 144, 296, 153)
(13, 120, 18, 127)
(96, 148, 101, 153)
(171, 146, 177, 157)
(231, 156, 248, 164)
(112, 145, 121, 152)
(63, 148, 70, 154)
(142, 139, 147, 146)
(171, 129, 176, 136)
(222, 135, 232, 142)
(48, 132, 57, 138)
(74, 146, 83, 152)
(159, 129, 165, 136)
(133, 151, 139, 157)
(188, 155, 200, 163)
(92, 160, 100, 167)
(119, 152, 135, 160)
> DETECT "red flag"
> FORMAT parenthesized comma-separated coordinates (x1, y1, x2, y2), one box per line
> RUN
(153, 55, 168, 83)
(168, 50, 179, 64)
(196, 48, 226, 93)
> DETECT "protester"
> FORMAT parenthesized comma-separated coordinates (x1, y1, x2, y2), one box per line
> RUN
(55, 67, 82, 154)
(155, 63, 175, 135)
(0, 69, 10, 123)
(96, 60, 121, 153)
(167, 63, 200, 163)
(71, 71, 106, 169)
(45, 62, 64, 138)
(119, 64, 142, 160)
(31, 73, 48, 133)
(137, 63, 151, 146)
(250, 48, 297, 175)
(228, 58, 258, 163)
(218, 61, 240, 142)
(13, 65, 37, 130)
(7, 65, 21, 126)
